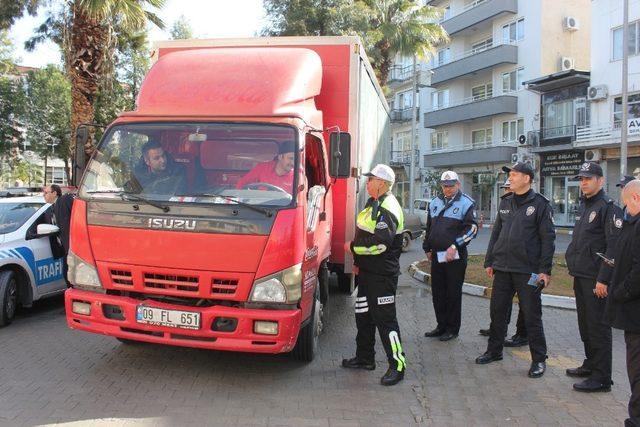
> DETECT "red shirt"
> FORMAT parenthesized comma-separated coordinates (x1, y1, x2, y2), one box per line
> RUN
(235, 161, 294, 193)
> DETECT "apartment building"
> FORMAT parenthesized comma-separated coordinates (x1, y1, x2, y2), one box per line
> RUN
(420, 0, 590, 222)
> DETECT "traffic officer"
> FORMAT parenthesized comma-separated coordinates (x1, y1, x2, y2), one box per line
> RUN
(342, 164, 406, 386)
(604, 179, 640, 427)
(479, 178, 527, 347)
(423, 171, 477, 341)
(476, 162, 556, 378)
(565, 161, 623, 392)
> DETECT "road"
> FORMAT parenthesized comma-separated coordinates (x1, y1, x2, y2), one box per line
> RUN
(0, 242, 630, 426)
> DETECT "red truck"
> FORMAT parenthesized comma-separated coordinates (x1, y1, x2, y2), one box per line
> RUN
(65, 37, 389, 360)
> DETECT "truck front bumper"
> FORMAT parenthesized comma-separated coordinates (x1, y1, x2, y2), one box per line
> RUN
(65, 289, 302, 353)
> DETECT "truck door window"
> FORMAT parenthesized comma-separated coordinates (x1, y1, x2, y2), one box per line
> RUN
(304, 133, 327, 189)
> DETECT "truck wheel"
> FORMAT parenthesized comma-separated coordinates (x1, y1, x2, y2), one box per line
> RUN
(0, 270, 18, 327)
(292, 283, 322, 362)
(401, 232, 412, 252)
(337, 271, 351, 294)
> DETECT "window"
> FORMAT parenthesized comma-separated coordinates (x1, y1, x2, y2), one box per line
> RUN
(502, 18, 524, 43)
(431, 131, 449, 151)
(542, 100, 574, 137)
(431, 89, 450, 110)
(439, 5, 452, 22)
(472, 83, 493, 100)
(471, 37, 493, 54)
(614, 93, 640, 127)
(471, 128, 493, 147)
(502, 68, 524, 93)
(612, 21, 640, 60)
(398, 90, 413, 109)
(435, 48, 450, 66)
(502, 119, 524, 142)
(46, 166, 67, 184)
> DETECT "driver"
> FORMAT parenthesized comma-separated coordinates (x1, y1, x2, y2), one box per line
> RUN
(235, 140, 296, 194)
(134, 140, 186, 194)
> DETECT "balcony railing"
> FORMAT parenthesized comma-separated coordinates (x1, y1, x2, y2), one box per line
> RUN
(541, 125, 576, 140)
(432, 40, 517, 69)
(391, 108, 417, 122)
(575, 123, 622, 144)
(388, 64, 415, 83)
(426, 90, 515, 112)
(390, 149, 420, 166)
(427, 139, 516, 154)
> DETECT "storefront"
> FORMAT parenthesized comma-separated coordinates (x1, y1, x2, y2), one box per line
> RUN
(540, 150, 584, 227)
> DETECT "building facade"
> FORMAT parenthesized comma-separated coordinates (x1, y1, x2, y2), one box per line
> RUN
(421, 0, 591, 222)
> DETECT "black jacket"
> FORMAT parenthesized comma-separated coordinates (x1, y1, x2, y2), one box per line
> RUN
(484, 189, 556, 275)
(351, 194, 404, 277)
(133, 157, 187, 194)
(422, 190, 477, 260)
(565, 190, 623, 284)
(45, 193, 74, 254)
(604, 213, 640, 333)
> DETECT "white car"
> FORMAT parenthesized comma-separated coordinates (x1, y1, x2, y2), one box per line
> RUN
(0, 195, 66, 326)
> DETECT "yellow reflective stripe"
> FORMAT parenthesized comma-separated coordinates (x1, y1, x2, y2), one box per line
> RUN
(353, 244, 387, 255)
(389, 331, 406, 371)
(356, 207, 377, 233)
(381, 194, 404, 234)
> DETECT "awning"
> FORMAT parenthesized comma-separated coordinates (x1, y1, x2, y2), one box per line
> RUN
(524, 70, 590, 93)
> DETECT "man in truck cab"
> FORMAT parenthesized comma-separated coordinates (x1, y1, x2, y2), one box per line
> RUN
(235, 140, 296, 194)
(342, 164, 406, 386)
(134, 140, 187, 194)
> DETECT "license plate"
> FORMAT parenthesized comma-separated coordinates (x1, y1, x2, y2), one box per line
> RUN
(136, 306, 201, 330)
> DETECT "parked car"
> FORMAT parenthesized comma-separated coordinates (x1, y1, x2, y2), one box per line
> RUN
(400, 199, 430, 252)
(413, 198, 430, 227)
(0, 196, 66, 326)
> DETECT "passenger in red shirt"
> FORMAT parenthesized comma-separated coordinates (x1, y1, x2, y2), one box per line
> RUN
(236, 140, 296, 194)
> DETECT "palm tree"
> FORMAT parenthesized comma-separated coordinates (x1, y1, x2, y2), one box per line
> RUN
(361, 0, 449, 84)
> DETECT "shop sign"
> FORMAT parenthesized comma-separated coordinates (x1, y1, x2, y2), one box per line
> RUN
(540, 151, 584, 177)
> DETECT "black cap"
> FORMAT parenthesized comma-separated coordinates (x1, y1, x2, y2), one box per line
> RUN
(502, 162, 534, 180)
(278, 140, 296, 154)
(616, 175, 635, 188)
(574, 161, 603, 179)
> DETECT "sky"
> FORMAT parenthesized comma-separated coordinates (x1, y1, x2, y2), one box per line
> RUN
(9, 0, 267, 68)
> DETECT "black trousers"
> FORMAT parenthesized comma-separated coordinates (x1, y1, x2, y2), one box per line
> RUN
(507, 301, 527, 337)
(355, 271, 406, 372)
(487, 271, 547, 362)
(430, 258, 467, 334)
(573, 277, 612, 383)
(626, 331, 640, 423)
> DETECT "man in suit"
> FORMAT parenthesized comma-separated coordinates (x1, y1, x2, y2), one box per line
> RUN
(44, 184, 74, 285)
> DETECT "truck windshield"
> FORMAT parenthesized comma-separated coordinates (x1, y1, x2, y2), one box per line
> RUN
(0, 202, 43, 234)
(80, 123, 299, 207)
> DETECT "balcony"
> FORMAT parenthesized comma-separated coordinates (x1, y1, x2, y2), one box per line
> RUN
(431, 42, 518, 86)
(424, 93, 517, 127)
(424, 140, 517, 168)
(391, 108, 417, 123)
(575, 122, 640, 148)
(390, 149, 419, 166)
(442, 0, 518, 36)
(388, 64, 414, 85)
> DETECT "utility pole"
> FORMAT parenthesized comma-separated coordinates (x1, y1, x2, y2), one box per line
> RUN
(409, 55, 418, 214)
(621, 0, 629, 176)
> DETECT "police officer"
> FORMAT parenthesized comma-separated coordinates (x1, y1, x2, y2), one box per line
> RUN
(605, 180, 640, 427)
(565, 161, 623, 392)
(342, 164, 406, 386)
(476, 162, 556, 378)
(423, 171, 477, 341)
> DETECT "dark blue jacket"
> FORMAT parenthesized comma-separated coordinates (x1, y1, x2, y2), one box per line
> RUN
(422, 190, 477, 260)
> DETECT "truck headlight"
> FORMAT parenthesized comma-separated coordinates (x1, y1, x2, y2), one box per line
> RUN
(250, 264, 302, 304)
(67, 250, 103, 291)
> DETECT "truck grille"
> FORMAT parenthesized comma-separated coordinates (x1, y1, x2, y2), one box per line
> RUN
(110, 269, 133, 286)
(143, 273, 199, 293)
(211, 278, 239, 295)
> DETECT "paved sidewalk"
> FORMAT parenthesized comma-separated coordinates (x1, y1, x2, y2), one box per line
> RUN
(0, 245, 630, 426)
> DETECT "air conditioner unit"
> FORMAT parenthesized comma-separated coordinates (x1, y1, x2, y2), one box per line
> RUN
(587, 85, 608, 101)
(563, 16, 579, 31)
(511, 153, 520, 163)
(560, 57, 575, 71)
(518, 134, 528, 145)
(585, 149, 601, 161)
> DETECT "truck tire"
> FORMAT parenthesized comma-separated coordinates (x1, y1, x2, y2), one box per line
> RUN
(337, 271, 351, 294)
(401, 231, 412, 252)
(0, 270, 19, 327)
(292, 283, 322, 362)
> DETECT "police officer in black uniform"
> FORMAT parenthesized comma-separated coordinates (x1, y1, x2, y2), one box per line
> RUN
(423, 171, 477, 341)
(342, 164, 406, 386)
(476, 162, 556, 378)
(565, 161, 623, 392)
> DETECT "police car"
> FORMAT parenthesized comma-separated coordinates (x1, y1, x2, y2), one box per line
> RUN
(0, 195, 66, 326)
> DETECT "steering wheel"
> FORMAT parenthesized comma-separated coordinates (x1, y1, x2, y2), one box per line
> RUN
(243, 182, 289, 194)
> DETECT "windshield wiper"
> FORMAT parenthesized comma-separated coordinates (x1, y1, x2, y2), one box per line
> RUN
(86, 190, 170, 213)
(176, 193, 273, 217)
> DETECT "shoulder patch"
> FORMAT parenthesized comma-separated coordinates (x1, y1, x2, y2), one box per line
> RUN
(526, 206, 536, 216)
(588, 211, 597, 223)
(614, 214, 623, 229)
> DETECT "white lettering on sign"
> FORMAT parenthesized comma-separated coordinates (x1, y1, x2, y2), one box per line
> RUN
(377, 296, 395, 305)
(629, 118, 640, 136)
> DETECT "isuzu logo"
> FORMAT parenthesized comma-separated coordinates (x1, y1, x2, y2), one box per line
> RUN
(147, 218, 197, 230)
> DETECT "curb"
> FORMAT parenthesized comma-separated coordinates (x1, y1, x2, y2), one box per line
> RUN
(408, 262, 576, 310)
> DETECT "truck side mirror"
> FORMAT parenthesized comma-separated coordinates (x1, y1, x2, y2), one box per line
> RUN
(329, 132, 351, 178)
(74, 125, 88, 186)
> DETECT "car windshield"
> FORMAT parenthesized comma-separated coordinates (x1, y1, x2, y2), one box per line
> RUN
(0, 202, 43, 234)
(80, 123, 299, 207)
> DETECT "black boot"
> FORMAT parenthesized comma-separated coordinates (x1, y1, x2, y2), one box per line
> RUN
(341, 357, 375, 371)
(380, 367, 404, 386)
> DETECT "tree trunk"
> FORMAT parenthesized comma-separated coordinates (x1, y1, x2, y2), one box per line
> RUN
(69, 2, 109, 164)
(375, 40, 393, 86)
